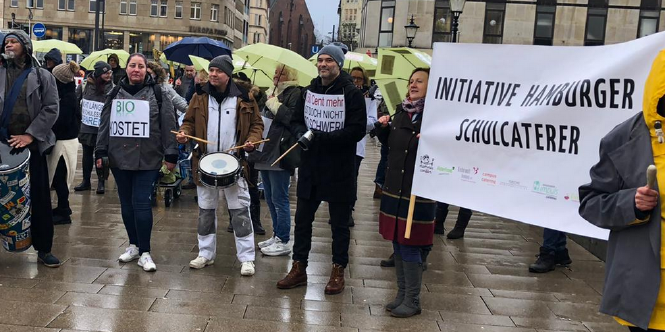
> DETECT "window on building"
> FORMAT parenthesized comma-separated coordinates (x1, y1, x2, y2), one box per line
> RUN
(27, 0, 33, 8)
(638, 0, 660, 38)
(211, 4, 219, 21)
(129, 0, 137, 15)
(225, 6, 234, 28)
(160, 0, 168, 17)
(59, 0, 66, 10)
(379, 0, 395, 47)
(584, 0, 608, 46)
(483, 1, 506, 44)
(433, 0, 452, 43)
(10, 0, 18, 7)
(120, 0, 127, 14)
(175, 1, 182, 18)
(191, 2, 201, 20)
(150, 0, 158, 16)
(534, 0, 556, 45)
(27, 0, 43, 8)
(89, 0, 105, 13)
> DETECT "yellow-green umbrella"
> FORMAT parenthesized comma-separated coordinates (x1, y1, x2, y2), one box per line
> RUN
(33, 39, 82, 54)
(188, 55, 209, 72)
(308, 51, 378, 72)
(80, 49, 130, 70)
(373, 48, 432, 114)
(188, 55, 272, 88)
(234, 43, 316, 87)
(374, 77, 408, 116)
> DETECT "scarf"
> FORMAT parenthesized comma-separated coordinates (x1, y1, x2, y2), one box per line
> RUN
(402, 97, 425, 114)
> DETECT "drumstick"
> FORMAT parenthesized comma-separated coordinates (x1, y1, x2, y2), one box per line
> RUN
(404, 194, 417, 239)
(647, 165, 657, 189)
(171, 130, 215, 145)
(271, 142, 299, 167)
(226, 139, 271, 152)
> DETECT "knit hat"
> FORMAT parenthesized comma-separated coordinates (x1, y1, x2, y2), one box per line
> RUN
(93, 61, 112, 78)
(209, 55, 234, 77)
(52, 61, 80, 83)
(318, 45, 345, 69)
(44, 48, 63, 66)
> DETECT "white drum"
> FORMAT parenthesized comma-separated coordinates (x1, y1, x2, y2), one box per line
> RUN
(198, 152, 241, 188)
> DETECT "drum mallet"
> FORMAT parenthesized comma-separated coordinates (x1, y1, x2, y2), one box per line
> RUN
(647, 165, 657, 189)
(171, 130, 215, 145)
(226, 139, 271, 152)
(271, 130, 314, 167)
(404, 194, 417, 239)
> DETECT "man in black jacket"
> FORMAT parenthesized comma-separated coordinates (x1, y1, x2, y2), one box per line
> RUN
(277, 45, 366, 295)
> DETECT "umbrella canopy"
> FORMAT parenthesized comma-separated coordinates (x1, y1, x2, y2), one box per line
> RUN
(33, 40, 82, 54)
(163, 37, 232, 65)
(80, 49, 130, 70)
(373, 48, 432, 115)
(308, 51, 378, 73)
(234, 43, 317, 87)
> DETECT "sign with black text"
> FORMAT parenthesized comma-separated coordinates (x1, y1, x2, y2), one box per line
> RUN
(304, 91, 345, 132)
(109, 99, 150, 138)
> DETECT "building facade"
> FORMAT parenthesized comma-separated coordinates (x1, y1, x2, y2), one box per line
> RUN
(268, 0, 315, 58)
(249, 0, 269, 44)
(3, 0, 251, 55)
(358, 0, 664, 55)
(340, 0, 362, 50)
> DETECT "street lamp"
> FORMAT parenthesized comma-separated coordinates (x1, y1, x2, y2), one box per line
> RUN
(404, 15, 419, 48)
(450, 0, 467, 43)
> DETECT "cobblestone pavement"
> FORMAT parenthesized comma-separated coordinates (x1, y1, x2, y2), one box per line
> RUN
(0, 139, 624, 332)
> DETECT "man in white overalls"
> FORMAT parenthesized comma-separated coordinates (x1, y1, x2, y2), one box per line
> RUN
(177, 55, 264, 276)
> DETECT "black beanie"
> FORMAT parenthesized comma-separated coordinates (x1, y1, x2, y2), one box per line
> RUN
(94, 61, 112, 78)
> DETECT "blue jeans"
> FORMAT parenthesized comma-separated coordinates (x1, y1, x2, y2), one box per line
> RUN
(374, 143, 389, 187)
(261, 170, 291, 243)
(542, 228, 567, 253)
(393, 242, 423, 263)
(112, 168, 159, 255)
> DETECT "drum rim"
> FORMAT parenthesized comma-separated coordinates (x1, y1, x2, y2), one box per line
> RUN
(0, 149, 30, 175)
(198, 152, 241, 177)
(198, 172, 240, 189)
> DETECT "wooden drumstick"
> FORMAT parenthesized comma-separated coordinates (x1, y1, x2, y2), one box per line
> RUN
(271, 142, 299, 167)
(647, 165, 657, 189)
(171, 130, 215, 145)
(404, 194, 417, 239)
(226, 139, 271, 152)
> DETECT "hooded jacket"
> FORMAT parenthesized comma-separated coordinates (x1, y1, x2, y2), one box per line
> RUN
(43, 48, 63, 70)
(579, 49, 665, 329)
(108, 54, 126, 85)
(0, 30, 59, 155)
(290, 70, 366, 202)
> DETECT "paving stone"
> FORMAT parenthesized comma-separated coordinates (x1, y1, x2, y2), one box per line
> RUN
(56, 292, 156, 311)
(47, 306, 208, 331)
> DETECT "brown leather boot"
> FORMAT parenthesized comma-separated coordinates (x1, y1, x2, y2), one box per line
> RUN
(277, 261, 308, 289)
(324, 264, 345, 295)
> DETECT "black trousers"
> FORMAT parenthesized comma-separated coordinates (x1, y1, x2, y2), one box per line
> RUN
(629, 327, 665, 331)
(292, 191, 352, 267)
(52, 156, 71, 214)
(30, 151, 54, 253)
(248, 162, 261, 225)
(81, 144, 94, 182)
(350, 155, 363, 210)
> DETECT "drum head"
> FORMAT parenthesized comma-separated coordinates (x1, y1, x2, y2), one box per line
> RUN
(199, 153, 239, 175)
(0, 143, 29, 173)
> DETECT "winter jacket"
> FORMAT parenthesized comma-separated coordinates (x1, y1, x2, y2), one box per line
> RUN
(95, 76, 178, 170)
(77, 74, 114, 135)
(162, 82, 188, 114)
(53, 80, 80, 140)
(290, 71, 366, 202)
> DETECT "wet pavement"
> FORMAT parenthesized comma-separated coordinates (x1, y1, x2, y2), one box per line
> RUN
(0, 139, 624, 332)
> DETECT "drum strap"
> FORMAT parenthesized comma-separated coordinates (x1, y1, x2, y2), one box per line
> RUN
(0, 68, 32, 142)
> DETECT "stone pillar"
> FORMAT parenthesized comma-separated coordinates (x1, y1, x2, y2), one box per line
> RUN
(62, 26, 69, 41)
(123, 30, 130, 52)
(154, 33, 161, 50)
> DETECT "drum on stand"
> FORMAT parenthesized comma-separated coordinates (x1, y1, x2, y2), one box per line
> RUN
(0, 143, 31, 252)
(198, 152, 241, 188)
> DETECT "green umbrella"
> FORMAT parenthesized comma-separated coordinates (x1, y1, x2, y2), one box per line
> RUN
(308, 50, 378, 73)
(373, 48, 432, 115)
(33, 39, 82, 54)
(188, 55, 209, 72)
(80, 49, 130, 70)
(234, 43, 317, 87)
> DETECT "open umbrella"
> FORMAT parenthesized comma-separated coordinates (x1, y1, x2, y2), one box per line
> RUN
(188, 55, 273, 88)
(308, 51, 378, 73)
(234, 43, 317, 87)
(33, 40, 82, 54)
(163, 37, 232, 66)
(80, 49, 130, 69)
(373, 48, 432, 114)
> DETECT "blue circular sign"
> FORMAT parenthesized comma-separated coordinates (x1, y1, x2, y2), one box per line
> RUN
(32, 23, 46, 38)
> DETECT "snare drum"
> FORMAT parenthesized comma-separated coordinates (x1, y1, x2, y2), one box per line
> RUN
(0, 143, 31, 252)
(198, 152, 242, 188)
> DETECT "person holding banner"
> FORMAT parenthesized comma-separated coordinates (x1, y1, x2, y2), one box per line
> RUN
(375, 68, 436, 318)
(578, 55, 665, 331)
(176, 55, 263, 276)
(96, 53, 178, 272)
(248, 64, 302, 256)
(75, 61, 113, 194)
(276, 45, 366, 295)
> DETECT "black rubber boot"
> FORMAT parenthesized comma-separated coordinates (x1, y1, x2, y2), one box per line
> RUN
(390, 261, 422, 318)
(434, 206, 447, 235)
(96, 180, 105, 194)
(380, 253, 395, 267)
(385, 254, 404, 312)
(555, 249, 572, 266)
(529, 247, 557, 273)
(446, 208, 472, 239)
(74, 180, 91, 191)
(251, 203, 266, 235)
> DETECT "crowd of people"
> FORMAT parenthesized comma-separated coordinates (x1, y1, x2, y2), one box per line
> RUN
(2, 30, 664, 330)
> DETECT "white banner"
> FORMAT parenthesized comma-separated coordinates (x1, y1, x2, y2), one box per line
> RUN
(412, 32, 665, 240)
(110, 99, 150, 138)
(256, 116, 273, 152)
(304, 91, 345, 132)
(81, 99, 104, 128)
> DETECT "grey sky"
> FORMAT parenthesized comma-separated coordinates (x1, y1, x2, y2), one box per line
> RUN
(304, 0, 340, 41)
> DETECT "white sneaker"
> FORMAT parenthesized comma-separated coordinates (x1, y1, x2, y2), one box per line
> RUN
(137, 252, 157, 272)
(189, 256, 214, 269)
(118, 245, 140, 262)
(240, 261, 255, 276)
(261, 239, 291, 256)
(258, 235, 276, 249)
